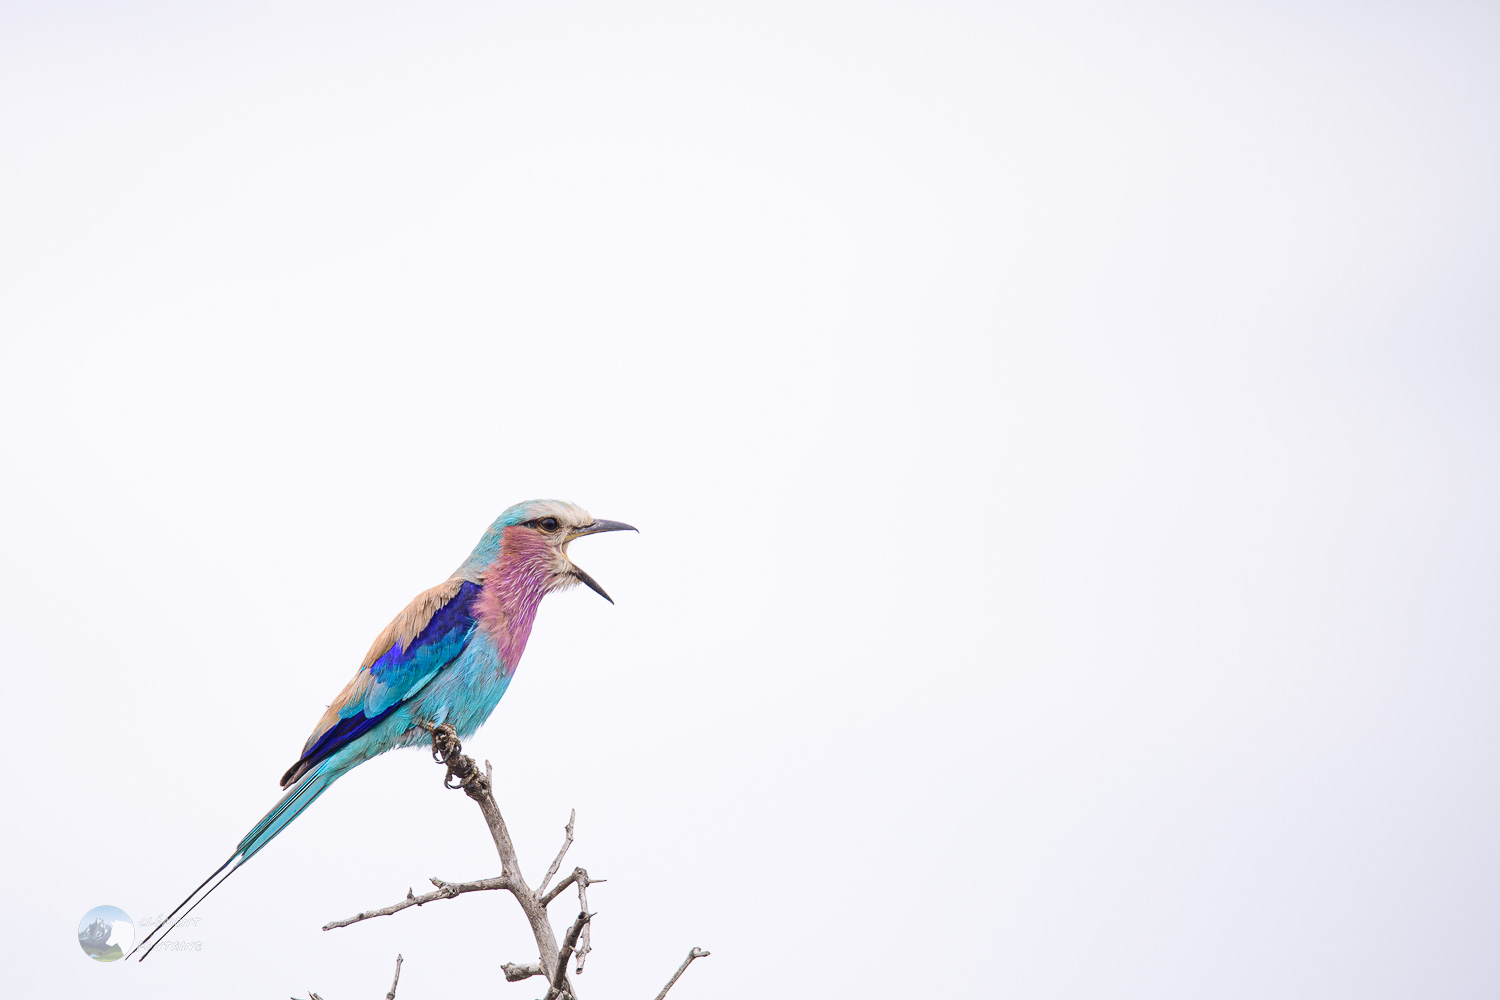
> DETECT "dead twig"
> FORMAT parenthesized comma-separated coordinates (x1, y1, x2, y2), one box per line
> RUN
(653, 947, 711, 1000)
(502, 961, 543, 982)
(410, 727, 574, 997)
(297, 952, 403, 1000)
(386, 954, 403, 1000)
(543, 911, 594, 1000)
(540, 867, 607, 908)
(537, 808, 575, 898)
(322, 876, 510, 930)
(575, 871, 594, 973)
(320, 726, 699, 1000)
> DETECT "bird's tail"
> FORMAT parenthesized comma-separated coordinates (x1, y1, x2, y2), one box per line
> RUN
(128, 762, 342, 961)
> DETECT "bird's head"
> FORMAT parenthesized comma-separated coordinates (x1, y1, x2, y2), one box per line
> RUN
(462, 499, 636, 603)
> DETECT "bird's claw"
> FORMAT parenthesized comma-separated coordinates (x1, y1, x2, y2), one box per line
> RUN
(427, 722, 459, 763)
(428, 723, 486, 792)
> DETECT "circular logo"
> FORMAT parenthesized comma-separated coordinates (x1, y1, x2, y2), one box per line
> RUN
(78, 905, 134, 962)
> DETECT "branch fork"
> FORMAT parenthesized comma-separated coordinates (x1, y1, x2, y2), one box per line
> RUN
(320, 725, 708, 999)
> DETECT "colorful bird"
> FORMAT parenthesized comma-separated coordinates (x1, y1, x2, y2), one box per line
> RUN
(130, 499, 635, 960)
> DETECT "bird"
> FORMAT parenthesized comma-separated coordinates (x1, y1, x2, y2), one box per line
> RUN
(129, 499, 635, 961)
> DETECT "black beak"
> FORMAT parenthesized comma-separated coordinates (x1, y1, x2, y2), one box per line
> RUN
(566, 519, 637, 604)
(571, 566, 614, 604)
(570, 519, 638, 539)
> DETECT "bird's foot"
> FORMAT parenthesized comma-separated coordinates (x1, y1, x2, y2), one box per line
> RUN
(428, 723, 486, 792)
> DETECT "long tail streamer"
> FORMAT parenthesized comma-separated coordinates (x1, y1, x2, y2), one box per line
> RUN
(128, 764, 339, 961)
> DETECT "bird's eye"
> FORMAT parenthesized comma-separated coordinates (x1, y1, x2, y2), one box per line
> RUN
(540, 517, 560, 532)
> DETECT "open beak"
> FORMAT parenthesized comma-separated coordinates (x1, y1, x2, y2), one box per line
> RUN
(565, 519, 637, 604)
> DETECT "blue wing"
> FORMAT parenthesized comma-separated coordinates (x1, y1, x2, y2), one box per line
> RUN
(279, 578, 481, 787)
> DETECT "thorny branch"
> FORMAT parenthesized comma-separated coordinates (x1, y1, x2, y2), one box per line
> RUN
(322, 877, 510, 930)
(321, 725, 710, 998)
(539, 866, 604, 908)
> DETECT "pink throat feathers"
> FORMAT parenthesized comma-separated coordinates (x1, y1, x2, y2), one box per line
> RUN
(473, 525, 556, 670)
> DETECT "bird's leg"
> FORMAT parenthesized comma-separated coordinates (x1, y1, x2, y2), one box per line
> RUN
(412, 719, 439, 758)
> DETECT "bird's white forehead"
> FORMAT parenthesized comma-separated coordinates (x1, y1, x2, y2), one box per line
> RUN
(516, 499, 593, 526)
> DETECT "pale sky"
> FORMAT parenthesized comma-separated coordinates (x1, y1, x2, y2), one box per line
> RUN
(4, 2, 1498, 998)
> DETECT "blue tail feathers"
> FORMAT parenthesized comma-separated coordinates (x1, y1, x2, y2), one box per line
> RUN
(129, 763, 344, 961)
(237, 763, 339, 861)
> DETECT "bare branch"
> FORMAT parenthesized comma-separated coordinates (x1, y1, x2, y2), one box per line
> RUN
(575, 872, 594, 973)
(322, 727, 641, 1000)
(541, 867, 607, 908)
(428, 726, 569, 997)
(540, 869, 579, 908)
(544, 912, 594, 1000)
(502, 962, 544, 983)
(386, 954, 404, 1000)
(537, 809, 576, 898)
(322, 876, 510, 931)
(653, 948, 711, 1000)
(299, 952, 404, 1000)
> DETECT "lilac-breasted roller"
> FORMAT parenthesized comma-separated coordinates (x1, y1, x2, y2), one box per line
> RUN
(130, 499, 635, 961)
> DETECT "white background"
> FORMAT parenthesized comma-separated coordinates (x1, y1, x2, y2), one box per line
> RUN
(3, 3, 1498, 997)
